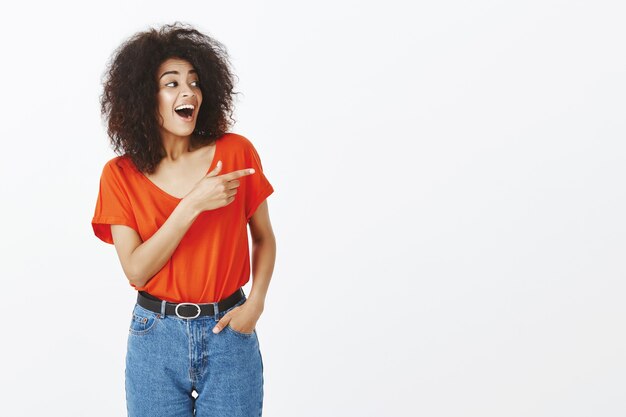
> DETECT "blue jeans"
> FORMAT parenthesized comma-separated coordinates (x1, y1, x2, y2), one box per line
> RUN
(125, 293, 264, 417)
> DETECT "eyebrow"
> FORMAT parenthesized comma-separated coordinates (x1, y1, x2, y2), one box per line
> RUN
(159, 69, 197, 80)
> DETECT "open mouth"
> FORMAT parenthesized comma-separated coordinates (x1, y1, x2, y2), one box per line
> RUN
(174, 104, 195, 121)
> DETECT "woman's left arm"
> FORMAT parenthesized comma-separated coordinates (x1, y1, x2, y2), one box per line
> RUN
(213, 200, 276, 333)
(246, 199, 276, 310)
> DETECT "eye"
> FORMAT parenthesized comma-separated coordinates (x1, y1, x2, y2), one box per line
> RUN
(164, 80, 199, 87)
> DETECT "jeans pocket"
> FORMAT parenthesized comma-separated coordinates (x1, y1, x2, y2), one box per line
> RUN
(225, 322, 255, 337)
(224, 296, 255, 337)
(129, 304, 160, 336)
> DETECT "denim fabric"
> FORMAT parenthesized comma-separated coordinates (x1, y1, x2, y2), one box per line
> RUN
(125, 294, 264, 417)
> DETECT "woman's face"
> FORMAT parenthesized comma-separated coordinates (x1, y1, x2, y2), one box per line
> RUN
(155, 57, 203, 138)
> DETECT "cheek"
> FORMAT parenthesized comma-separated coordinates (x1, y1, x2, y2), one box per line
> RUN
(157, 91, 175, 115)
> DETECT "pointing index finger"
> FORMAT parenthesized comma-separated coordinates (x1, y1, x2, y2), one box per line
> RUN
(223, 168, 255, 180)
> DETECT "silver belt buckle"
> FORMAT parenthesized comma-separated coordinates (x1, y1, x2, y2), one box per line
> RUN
(175, 302, 201, 319)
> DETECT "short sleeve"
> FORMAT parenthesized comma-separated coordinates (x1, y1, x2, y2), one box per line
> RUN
(244, 141, 275, 221)
(91, 161, 140, 244)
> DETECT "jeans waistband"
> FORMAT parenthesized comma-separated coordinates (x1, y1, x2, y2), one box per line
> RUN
(137, 287, 245, 319)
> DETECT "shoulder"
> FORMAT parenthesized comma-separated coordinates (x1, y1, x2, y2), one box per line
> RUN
(101, 155, 137, 179)
(222, 133, 267, 165)
(221, 132, 258, 151)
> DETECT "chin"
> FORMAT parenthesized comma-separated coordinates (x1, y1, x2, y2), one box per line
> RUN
(163, 126, 196, 137)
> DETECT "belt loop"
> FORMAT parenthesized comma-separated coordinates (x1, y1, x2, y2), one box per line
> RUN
(160, 300, 166, 318)
(213, 301, 219, 322)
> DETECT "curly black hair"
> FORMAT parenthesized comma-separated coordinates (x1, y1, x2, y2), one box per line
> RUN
(100, 22, 240, 174)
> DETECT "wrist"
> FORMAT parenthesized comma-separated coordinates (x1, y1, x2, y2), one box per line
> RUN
(178, 197, 201, 220)
(245, 296, 265, 312)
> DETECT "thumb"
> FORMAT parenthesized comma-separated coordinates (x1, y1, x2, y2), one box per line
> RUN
(213, 314, 229, 333)
(206, 160, 222, 177)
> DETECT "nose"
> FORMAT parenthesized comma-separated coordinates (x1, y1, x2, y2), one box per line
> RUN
(181, 83, 195, 97)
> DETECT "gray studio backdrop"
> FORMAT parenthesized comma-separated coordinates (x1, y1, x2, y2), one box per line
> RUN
(0, 1, 624, 416)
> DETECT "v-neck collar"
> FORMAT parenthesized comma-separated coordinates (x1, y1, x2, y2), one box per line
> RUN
(135, 138, 220, 201)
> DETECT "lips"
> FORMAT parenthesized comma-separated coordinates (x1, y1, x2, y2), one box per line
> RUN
(174, 104, 196, 122)
(175, 110, 194, 122)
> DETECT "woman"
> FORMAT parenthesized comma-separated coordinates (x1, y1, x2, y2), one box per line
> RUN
(91, 22, 276, 417)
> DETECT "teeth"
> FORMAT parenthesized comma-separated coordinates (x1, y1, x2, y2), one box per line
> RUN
(175, 104, 195, 111)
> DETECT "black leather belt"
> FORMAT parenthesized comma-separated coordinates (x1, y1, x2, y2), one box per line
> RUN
(137, 287, 245, 319)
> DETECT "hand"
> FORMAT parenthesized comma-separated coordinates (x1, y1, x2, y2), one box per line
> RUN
(212, 299, 263, 334)
(183, 160, 256, 214)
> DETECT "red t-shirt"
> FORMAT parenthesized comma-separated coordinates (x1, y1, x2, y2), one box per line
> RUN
(91, 133, 274, 303)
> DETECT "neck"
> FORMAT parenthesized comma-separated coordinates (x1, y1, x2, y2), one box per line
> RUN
(158, 130, 195, 162)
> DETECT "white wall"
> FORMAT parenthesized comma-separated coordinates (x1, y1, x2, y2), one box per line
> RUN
(0, 1, 624, 416)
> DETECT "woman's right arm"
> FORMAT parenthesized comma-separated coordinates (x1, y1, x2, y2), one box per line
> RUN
(111, 199, 199, 288)
(110, 164, 255, 288)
